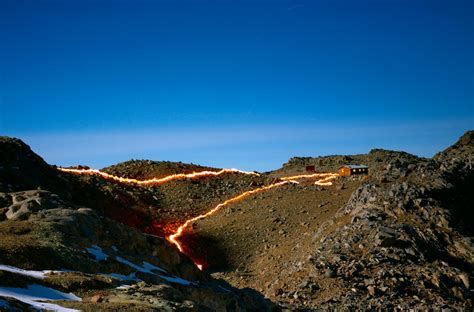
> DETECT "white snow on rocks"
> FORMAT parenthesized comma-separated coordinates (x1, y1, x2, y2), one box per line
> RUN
(85, 246, 193, 287)
(158, 275, 193, 286)
(142, 261, 167, 273)
(0, 284, 81, 312)
(86, 245, 108, 261)
(0, 264, 59, 279)
(115, 256, 146, 272)
(115, 257, 166, 274)
(103, 272, 139, 282)
(114, 256, 195, 286)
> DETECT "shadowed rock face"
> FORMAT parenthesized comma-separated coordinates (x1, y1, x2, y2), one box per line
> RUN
(0, 131, 472, 311)
(0, 137, 66, 193)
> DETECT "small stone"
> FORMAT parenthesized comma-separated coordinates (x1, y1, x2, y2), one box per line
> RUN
(182, 300, 195, 307)
(298, 281, 309, 288)
(367, 285, 376, 296)
(90, 294, 103, 303)
(324, 268, 336, 278)
(451, 287, 465, 300)
(459, 273, 470, 289)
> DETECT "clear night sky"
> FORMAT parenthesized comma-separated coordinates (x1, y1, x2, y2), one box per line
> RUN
(1, 0, 473, 171)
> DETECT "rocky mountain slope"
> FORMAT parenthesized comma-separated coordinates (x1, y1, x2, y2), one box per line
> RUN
(0, 137, 275, 311)
(102, 160, 216, 180)
(0, 131, 472, 311)
(177, 132, 474, 310)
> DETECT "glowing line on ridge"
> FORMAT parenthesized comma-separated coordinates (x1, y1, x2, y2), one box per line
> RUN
(314, 174, 339, 186)
(280, 172, 337, 181)
(167, 180, 294, 253)
(57, 165, 339, 270)
(57, 167, 259, 185)
(166, 173, 339, 268)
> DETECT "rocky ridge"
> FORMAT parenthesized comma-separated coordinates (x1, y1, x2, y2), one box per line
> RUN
(180, 132, 473, 310)
(0, 131, 473, 311)
(281, 131, 474, 309)
(103, 160, 217, 180)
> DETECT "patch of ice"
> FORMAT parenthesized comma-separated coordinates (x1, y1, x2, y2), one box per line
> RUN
(115, 256, 167, 275)
(104, 272, 139, 281)
(86, 245, 108, 261)
(0, 284, 81, 312)
(114, 256, 194, 286)
(158, 275, 194, 286)
(0, 264, 60, 279)
(115, 256, 147, 272)
(142, 261, 166, 273)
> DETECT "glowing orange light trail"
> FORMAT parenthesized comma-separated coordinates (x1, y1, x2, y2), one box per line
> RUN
(57, 167, 259, 185)
(167, 180, 294, 253)
(314, 173, 339, 186)
(57, 165, 339, 270)
(166, 173, 339, 268)
(280, 172, 338, 181)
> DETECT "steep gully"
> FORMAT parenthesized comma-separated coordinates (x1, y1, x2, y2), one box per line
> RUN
(57, 167, 339, 270)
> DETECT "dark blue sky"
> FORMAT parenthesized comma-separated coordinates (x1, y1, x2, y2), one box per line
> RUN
(1, 0, 473, 171)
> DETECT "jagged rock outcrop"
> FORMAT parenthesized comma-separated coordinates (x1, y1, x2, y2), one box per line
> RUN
(281, 148, 421, 171)
(302, 131, 474, 310)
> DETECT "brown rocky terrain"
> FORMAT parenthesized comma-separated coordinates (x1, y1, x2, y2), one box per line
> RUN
(200, 132, 473, 310)
(0, 137, 275, 311)
(102, 160, 217, 180)
(0, 131, 472, 311)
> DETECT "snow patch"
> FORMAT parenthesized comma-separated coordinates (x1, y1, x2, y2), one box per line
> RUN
(103, 272, 139, 282)
(114, 256, 193, 286)
(158, 275, 194, 286)
(86, 245, 108, 261)
(115, 257, 165, 274)
(142, 261, 166, 273)
(116, 285, 132, 290)
(115, 256, 147, 272)
(0, 264, 60, 279)
(0, 284, 81, 312)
